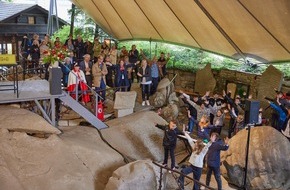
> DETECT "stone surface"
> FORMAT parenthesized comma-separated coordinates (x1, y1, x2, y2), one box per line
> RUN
(105, 160, 160, 190)
(257, 65, 284, 117)
(0, 126, 125, 190)
(194, 64, 216, 95)
(114, 108, 134, 118)
(105, 159, 235, 190)
(152, 78, 176, 108)
(221, 126, 290, 190)
(0, 105, 61, 135)
(168, 92, 179, 104)
(161, 103, 179, 122)
(103, 111, 184, 161)
(152, 91, 166, 108)
(114, 91, 137, 109)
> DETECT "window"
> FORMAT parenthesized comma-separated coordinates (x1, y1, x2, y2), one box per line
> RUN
(28, 16, 35, 24)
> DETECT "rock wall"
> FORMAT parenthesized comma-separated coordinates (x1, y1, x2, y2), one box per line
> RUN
(168, 68, 290, 100)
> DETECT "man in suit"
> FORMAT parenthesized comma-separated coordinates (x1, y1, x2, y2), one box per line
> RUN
(79, 54, 93, 88)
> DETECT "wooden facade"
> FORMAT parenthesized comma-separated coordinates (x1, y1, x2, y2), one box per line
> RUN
(0, 2, 67, 61)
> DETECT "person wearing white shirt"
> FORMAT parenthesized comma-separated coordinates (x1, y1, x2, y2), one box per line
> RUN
(177, 132, 212, 190)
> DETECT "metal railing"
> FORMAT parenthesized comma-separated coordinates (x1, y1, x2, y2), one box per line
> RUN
(61, 63, 103, 117)
(152, 161, 215, 190)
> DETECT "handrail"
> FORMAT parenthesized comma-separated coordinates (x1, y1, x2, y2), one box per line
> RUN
(152, 161, 215, 190)
(60, 63, 103, 117)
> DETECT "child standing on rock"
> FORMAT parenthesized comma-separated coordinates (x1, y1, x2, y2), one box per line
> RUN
(155, 119, 183, 170)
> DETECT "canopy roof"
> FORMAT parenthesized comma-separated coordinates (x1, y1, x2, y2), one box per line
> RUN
(70, 0, 290, 63)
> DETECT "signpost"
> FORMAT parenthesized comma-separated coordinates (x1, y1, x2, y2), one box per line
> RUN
(0, 54, 18, 97)
(0, 54, 16, 65)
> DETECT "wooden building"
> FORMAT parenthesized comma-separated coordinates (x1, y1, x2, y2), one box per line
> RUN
(0, 1, 67, 61)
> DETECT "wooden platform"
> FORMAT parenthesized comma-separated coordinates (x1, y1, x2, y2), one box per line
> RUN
(0, 80, 63, 104)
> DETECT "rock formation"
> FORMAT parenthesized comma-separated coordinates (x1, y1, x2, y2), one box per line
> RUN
(221, 126, 290, 190)
(194, 63, 216, 95)
(0, 106, 186, 190)
(152, 78, 175, 108)
(105, 160, 161, 190)
(0, 105, 61, 135)
(160, 103, 179, 122)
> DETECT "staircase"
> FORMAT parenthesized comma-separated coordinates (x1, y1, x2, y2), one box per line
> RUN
(59, 92, 108, 130)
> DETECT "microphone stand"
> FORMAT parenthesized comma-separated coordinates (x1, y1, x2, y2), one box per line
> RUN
(243, 123, 255, 190)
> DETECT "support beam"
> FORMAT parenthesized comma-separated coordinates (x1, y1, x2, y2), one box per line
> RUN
(34, 99, 53, 125)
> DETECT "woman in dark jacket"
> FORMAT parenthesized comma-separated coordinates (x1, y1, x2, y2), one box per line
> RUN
(137, 59, 152, 106)
(155, 119, 183, 170)
(29, 40, 40, 71)
(113, 59, 135, 92)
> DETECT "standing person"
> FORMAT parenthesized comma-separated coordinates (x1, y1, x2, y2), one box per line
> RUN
(84, 40, 93, 56)
(93, 37, 102, 60)
(124, 55, 133, 91)
(39, 40, 49, 79)
(149, 56, 160, 95)
(111, 59, 134, 92)
(64, 34, 73, 46)
(92, 55, 108, 102)
(68, 51, 77, 68)
(74, 35, 85, 62)
(119, 46, 128, 60)
(155, 119, 183, 170)
(104, 55, 114, 88)
(212, 109, 226, 134)
(101, 41, 109, 56)
(186, 103, 198, 134)
(20, 34, 30, 65)
(129, 44, 139, 82)
(205, 132, 229, 190)
(67, 63, 90, 104)
(137, 59, 152, 106)
(109, 44, 118, 65)
(60, 57, 72, 87)
(29, 40, 40, 72)
(79, 54, 93, 88)
(177, 132, 212, 190)
(223, 90, 242, 138)
(158, 52, 170, 79)
(66, 38, 75, 52)
(140, 49, 159, 95)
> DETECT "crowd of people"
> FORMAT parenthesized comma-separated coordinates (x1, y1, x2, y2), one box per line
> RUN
(155, 88, 289, 189)
(20, 34, 170, 105)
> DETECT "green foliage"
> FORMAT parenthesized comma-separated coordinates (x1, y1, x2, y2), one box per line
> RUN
(51, 25, 94, 43)
(119, 40, 290, 78)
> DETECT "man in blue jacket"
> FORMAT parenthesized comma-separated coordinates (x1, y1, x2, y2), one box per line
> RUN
(205, 132, 229, 190)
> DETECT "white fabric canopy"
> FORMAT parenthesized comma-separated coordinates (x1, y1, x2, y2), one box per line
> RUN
(70, 0, 290, 63)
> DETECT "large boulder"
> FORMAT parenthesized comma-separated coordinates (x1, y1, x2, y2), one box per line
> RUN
(103, 111, 184, 161)
(161, 103, 179, 122)
(0, 105, 61, 135)
(152, 91, 166, 108)
(152, 78, 175, 108)
(0, 126, 125, 190)
(105, 160, 161, 190)
(221, 126, 290, 190)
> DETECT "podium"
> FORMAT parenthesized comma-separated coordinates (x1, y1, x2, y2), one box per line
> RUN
(49, 67, 62, 95)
